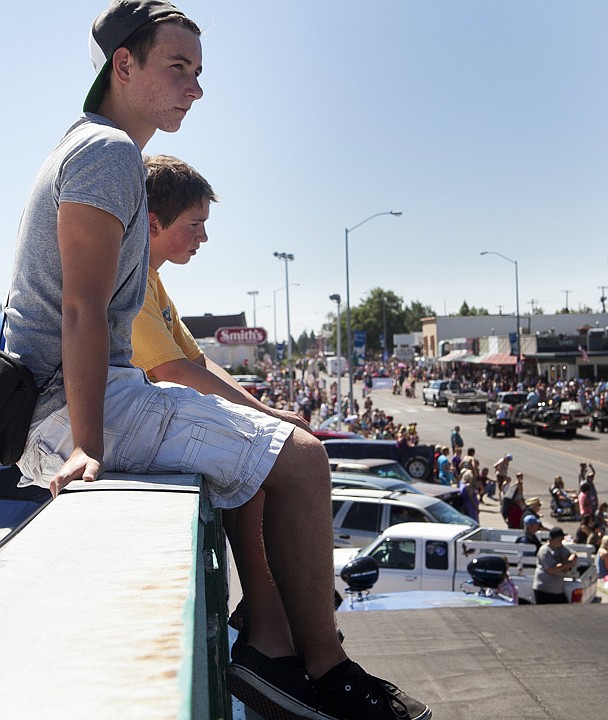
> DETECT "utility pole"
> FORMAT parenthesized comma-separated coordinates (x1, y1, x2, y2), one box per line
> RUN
(561, 290, 572, 313)
(246, 290, 259, 327)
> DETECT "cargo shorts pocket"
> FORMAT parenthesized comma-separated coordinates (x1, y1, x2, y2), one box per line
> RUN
(177, 424, 250, 496)
(18, 435, 68, 489)
(111, 389, 177, 473)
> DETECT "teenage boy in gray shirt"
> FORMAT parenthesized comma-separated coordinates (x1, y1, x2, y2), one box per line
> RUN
(4, 3, 431, 719)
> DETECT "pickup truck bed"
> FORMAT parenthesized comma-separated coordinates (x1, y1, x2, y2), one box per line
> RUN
(444, 389, 488, 413)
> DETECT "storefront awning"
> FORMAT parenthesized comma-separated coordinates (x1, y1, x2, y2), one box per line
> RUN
(475, 352, 517, 366)
(437, 349, 474, 363)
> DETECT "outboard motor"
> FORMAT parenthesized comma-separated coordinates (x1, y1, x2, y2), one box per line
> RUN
(467, 556, 507, 590)
(340, 556, 379, 596)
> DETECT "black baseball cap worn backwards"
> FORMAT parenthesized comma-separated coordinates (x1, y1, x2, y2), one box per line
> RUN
(84, 0, 185, 113)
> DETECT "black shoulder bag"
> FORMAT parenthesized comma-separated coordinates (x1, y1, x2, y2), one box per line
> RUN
(0, 309, 39, 466)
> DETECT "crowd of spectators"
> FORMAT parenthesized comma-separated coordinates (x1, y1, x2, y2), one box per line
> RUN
(249, 358, 607, 571)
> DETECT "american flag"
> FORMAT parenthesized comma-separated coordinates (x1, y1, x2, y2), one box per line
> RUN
(578, 345, 590, 362)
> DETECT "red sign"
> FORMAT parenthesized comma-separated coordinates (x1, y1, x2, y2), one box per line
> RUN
(215, 327, 268, 345)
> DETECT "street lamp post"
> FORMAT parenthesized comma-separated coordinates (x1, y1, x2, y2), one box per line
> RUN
(382, 293, 388, 363)
(329, 294, 342, 427)
(273, 283, 300, 364)
(480, 250, 521, 374)
(273, 252, 295, 403)
(246, 290, 259, 327)
(345, 211, 402, 413)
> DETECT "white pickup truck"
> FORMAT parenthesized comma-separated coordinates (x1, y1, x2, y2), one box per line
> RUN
(334, 522, 598, 605)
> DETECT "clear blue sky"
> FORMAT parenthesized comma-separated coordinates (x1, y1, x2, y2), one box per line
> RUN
(2, 1, 607, 344)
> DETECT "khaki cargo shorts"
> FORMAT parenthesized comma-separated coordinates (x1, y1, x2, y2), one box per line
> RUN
(18, 367, 294, 509)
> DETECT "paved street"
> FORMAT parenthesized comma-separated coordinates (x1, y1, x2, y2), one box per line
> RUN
(354, 378, 608, 522)
(322, 380, 608, 720)
(231, 378, 607, 720)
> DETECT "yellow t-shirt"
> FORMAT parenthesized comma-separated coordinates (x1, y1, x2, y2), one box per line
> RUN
(131, 267, 202, 381)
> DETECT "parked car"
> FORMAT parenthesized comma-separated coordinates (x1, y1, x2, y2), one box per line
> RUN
(331, 488, 477, 548)
(322, 439, 434, 481)
(331, 471, 424, 496)
(232, 374, 269, 399)
(421, 380, 460, 407)
(313, 428, 363, 440)
(328, 459, 461, 507)
(311, 414, 363, 440)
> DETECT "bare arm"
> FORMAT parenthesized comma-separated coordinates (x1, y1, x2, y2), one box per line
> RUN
(50, 203, 124, 497)
(545, 552, 577, 574)
(152, 355, 311, 432)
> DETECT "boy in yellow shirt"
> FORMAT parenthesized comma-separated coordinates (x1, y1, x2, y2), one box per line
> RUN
(130, 154, 431, 720)
(131, 154, 216, 379)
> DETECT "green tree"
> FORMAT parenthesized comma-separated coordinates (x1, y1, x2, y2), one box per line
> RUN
(557, 304, 592, 314)
(300, 329, 316, 354)
(455, 301, 489, 316)
(347, 288, 433, 355)
(325, 312, 345, 357)
(403, 300, 434, 331)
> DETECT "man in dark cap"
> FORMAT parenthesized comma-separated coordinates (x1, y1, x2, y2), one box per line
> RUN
(532, 527, 577, 603)
(516, 514, 542, 554)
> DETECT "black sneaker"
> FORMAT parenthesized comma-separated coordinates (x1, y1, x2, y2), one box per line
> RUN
(315, 660, 432, 720)
(226, 645, 321, 720)
(230, 627, 248, 662)
(228, 597, 249, 633)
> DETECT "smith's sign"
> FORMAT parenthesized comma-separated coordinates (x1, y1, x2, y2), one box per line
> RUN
(215, 327, 268, 345)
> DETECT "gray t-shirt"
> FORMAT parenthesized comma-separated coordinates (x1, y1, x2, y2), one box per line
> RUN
(5, 114, 149, 422)
(533, 542, 571, 594)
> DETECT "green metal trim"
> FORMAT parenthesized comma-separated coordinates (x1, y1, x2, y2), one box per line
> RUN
(191, 485, 232, 720)
(177, 501, 200, 720)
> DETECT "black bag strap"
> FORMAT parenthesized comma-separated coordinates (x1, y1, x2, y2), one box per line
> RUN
(1, 293, 8, 351)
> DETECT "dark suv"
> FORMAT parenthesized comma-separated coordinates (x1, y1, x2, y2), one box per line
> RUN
(322, 439, 434, 482)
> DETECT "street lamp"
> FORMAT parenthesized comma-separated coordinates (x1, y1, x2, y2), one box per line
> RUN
(329, 294, 342, 428)
(381, 293, 388, 363)
(273, 252, 295, 403)
(273, 283, 300, 364)
(345, 211, 402, 413)
(246, 290, 259, 327)
(480, 251, 521, 374)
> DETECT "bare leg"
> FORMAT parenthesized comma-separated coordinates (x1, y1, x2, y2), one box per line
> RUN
(261, 428, 347, 679)
(226, 430, 432, 720)
(223, 491, 295, 658)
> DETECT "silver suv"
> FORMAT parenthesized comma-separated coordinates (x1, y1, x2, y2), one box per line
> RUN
(332, 488, 477, 548)
(328, 458, 461, 507)
(421, 380, 460, 407)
